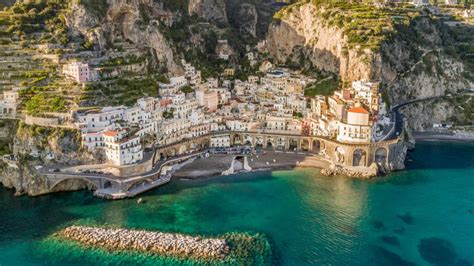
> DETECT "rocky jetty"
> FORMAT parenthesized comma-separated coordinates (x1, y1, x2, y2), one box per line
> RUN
(321, 164, 378, 179)
(57, 226, 229, 260)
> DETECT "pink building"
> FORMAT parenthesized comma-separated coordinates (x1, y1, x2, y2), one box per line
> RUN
(63, 61, 97, 83)
(202, 91, 218, 112)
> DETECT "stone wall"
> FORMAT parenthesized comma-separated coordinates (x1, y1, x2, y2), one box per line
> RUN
(24, 115, 59, 127)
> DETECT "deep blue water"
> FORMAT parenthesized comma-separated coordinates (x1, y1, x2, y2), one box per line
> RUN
(0, 141, 473, 265)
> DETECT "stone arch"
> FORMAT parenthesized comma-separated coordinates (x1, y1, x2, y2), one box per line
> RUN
(189, 142, 198, 150)
(159, 152, 166, 160)
(288, 138, 298, 151)
(313, 139, 325, 154)
(104, 180, 112, 189)
(178, 144, 187, 155)
(201, 138, 210, 149)
(50, 177, 98, 192)
(301, 139, 310, 151)
(335, 146, 346, 164)
(353, 149, 367, 167)
(243, 135, 253, 146)
(266, 137, 275, 150)
(166, 148, 177, 157)
(233, 134, 243, 146)
(375, 147, 388, 164)
(255, 136, 264, 148)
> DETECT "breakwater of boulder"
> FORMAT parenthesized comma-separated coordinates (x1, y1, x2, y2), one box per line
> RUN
(56, 226, 229, 260)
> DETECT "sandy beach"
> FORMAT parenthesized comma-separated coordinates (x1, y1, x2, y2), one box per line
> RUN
(173, 151, 331, 179)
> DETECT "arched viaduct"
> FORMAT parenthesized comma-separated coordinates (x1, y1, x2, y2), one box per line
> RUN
(152, 131, 403, 168)
(44, 131, 404, 199)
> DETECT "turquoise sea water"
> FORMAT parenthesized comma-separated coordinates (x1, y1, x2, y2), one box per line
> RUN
(0, 141, 473, 265)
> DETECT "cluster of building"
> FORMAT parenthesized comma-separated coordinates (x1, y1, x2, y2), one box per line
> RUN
(307, 80, 389, 144)
(74, 59, 391, 166)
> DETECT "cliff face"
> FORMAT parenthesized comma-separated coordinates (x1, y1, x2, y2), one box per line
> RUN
(267, 4, 381, 81)
(231, 3, 258, 37)
(188, 0, 227, 24)
(0, 123, 102, 196)
(267, 3, 472, 129)
(65, 1, 181, 74)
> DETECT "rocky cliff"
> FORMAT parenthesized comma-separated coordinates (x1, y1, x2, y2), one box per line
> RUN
(267, 4, 379, 81)
(65, 0, 181, 74)
(267, 2, 472, 129)
(0, 122, 102, 196)
(188, 0, 227, 24)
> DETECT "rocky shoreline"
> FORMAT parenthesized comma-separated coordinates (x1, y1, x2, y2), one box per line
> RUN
(56, 226, 229, 261)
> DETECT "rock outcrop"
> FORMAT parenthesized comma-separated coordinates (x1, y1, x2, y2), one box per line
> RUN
(0, 124, 102, 196)
(188, 0, 227, 24)
(267, 4, 379, 82)
(65, 1, 181, 74)
(234, 3, 258, 37)
(320, 163, 379, 179)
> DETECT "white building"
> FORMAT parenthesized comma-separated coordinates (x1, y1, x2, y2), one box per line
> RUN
(211, 134, 231, 147)
(76, 106, 126, 133)
(104, 130, 143, 166)
(160, 118, 191, 144)
(159, 76, 188, 96)
(124, 107, 151, 125)
(352, 81, 379, 111)
(137, 97, 159, 113)
(182, 60, 201, 85)
(226, 119, 255, 131)
(169, 100, 198, 119)
(82, 132, 104, 150)
(187, 124, 210, 138)
(337, 107, 373, 143)
(0, 89, 19, 117)
(266, 116, 287, 131)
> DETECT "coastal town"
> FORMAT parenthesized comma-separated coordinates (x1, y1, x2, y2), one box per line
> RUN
(0, 36, 406, 198)
(0, 0, 472, 199)
(0, 0, 472, 265)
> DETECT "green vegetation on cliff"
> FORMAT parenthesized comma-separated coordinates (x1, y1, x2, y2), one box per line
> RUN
(2, 0, 69, 44)
(275, 0, 421, 52)
(304, 75, 339, 96)
(75, 0, 108, 18)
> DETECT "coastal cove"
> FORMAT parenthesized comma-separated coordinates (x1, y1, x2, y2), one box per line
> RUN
(0, 141, 473, 265)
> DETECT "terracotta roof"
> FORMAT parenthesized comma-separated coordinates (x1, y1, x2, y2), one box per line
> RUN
(104, 131, 118, 137)
(348, 107, 369, 114)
